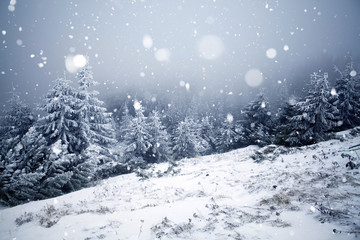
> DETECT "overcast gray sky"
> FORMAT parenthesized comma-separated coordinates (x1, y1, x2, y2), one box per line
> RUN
(1, 0, 359, 110)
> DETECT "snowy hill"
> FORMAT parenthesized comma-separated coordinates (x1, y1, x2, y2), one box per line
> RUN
(1, 133, 359, 240)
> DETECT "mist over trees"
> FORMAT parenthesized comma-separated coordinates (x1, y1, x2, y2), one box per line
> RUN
(0, 60, 359, 206)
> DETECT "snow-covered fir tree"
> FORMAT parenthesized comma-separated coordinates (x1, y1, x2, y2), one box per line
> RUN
(286, 72, 338, 145)
(215, 114, 244, 152)
(37, 76, 83, 153)
(122, 100, 152, 163)
(199, 116, 217, 153)
(147, 110, 172, 163)
(116, 102, 132, 142)
(273, 98, 298, 146)
(172, 116, 208, 160)
(0, 94, 36, 205)
(0, 127, 48, 205)
(241, 93, 273, 146)
(39, 140, 75, 198)
(76, 64, 117, 175)
(0, 94, 35, 171)
(76, 64, 115, 148)
(334, 62, 360, 130)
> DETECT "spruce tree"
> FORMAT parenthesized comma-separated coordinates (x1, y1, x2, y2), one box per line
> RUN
(215, 114, 244, 152)
(0, 127, 48, 205)
(76, 64, 117, 176)
(0, 94, 35, 205)
(76, 64, 115, 148)
(0, 94, 35, 171)
(334, 63, 360, 129)
(37, 77, 82, 153)
(39, 140, 74, 197)
(287, 72, 338, 145)
(241, 93, 272, 146)
(274, 99, 298, 146)
(200, 116, 217, 153)
(172, 116, 208, 160)
(147, 110, 172, 163)
(117, 103, 132, 142)
(122, 100, 152, 162)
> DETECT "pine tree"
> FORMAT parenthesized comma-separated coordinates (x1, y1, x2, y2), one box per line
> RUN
(200, 116, 217, 153)
(76, 64, 117, 177)
(39, 140, 74, 198)
(76, 64, 116, 148)
(0, 127, 48, 205)
(116, 103, 132, 142)
(215, 114, 244, 152)
(37, 77, 82, 153)
(123, 100, 152, 162)
(334, 63, 360, 129)
(172, 116, 208, 160)
(0, 94, 35, 171)
(274, 98, 298, 146)
(287, 72, 338, 145)
(241, 93, 273, 146)
(0, 94, 36, 205)
(147, 110, 172, 163)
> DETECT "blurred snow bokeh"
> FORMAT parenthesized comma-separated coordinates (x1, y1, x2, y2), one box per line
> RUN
(196, 35, 224, 60)
(154, 48, 171, 62)
(65, 54, 87, 73)
(245, 68, 263, 87)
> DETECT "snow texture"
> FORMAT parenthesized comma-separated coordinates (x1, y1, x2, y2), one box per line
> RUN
(1, 130, 359, 240)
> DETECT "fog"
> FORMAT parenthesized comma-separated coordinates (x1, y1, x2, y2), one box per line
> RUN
(1, 0, 359, 111)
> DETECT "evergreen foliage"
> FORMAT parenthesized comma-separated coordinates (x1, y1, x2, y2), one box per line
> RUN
(123, 100, 152, 162)
(76, 64, 116, 148)
(172, 116, 208, 159)
(199, 116, 218, 153)
(116, 103, 132, 142)
(241, 93, 273, 146)
(215, 116, 244, 152)
(274, 100, 298, 146)
(334, 63, 360, 130)
(0, 94, 35, 171)
(147, 110, 172, 163)
(286, 72, 338, 146)
(76, 64, 117, 177)
(0, 127, 47, 205)
(39, 140, 75, 198)
(37, 77, 82, 153)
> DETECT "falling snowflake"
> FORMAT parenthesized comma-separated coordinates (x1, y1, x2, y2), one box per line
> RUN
(185, 82, 190, 91)
(65, 54, 87, 73)
(266, 48, 277, 59)
(134, 100, 141, 110)
(226, 113, 234, 123)
(142, 35, 153, 49)
(155, 48, 171, 62)
(310, 206, 316, 213)
(16, 39, 23, 46)
(330, 88, 337, 96)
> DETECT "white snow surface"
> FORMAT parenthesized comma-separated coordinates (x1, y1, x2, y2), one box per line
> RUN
(1, 133, 360, 240)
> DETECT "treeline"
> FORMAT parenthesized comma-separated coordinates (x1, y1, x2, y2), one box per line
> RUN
(1, 61, 359, 206)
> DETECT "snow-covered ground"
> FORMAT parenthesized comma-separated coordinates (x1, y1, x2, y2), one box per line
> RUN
(1, 132, 359, 240)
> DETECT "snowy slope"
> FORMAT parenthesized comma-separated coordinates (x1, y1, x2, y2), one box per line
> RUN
(1, 133, 360, 240)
